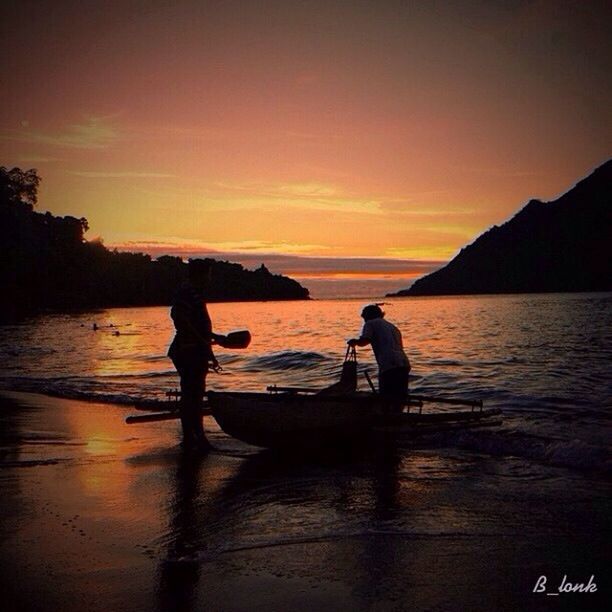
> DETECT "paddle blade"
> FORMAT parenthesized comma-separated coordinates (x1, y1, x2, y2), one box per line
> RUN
(217, 330, 251, 349)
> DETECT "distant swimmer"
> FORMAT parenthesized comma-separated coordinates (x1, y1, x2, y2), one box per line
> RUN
(348, 304, 410, 413)
(92, 323, 98, 331)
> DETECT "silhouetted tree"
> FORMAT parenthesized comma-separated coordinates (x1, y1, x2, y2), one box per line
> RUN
(0, 168, 309, 321)
(0, 166, 40, 210)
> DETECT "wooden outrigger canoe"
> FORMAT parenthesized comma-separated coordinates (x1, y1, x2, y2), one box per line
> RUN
(126, 347, 501, 449)
(126, 390, 501, 448)
(206, 388, 502, 450)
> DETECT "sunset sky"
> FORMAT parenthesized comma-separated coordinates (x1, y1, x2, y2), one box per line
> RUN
(1, 1, 610, 295)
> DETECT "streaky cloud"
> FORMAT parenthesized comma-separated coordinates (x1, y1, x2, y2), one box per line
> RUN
(69, 171, 175, 179)
(108, 238, 445, 277)
(16, 155, 63, 163)
(1, 117, 118, 150)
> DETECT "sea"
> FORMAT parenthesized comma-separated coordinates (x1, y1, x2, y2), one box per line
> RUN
(0, 293, 610, 610)
(0, 293, 610, 471)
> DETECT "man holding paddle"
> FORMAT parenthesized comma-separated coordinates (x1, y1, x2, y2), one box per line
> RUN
(168, 259, 219, 453)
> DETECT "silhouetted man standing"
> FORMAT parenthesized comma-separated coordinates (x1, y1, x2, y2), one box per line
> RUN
(168, 259, 219, 452)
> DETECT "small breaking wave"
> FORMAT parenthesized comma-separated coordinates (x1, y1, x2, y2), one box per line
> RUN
(1, 458, 70, 468)
(95, 370, 176, 379)
(424, 427, 612, 474)
(0, 376, 173, 407)
(246, 351, 330, 372)
(168, 527, 512, 564)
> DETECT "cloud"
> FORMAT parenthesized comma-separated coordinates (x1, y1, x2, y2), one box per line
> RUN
(2, 116, 119, 149)
(452, 165, 540, 178)
(69, 171, 175, 179)
(106, 237, 445, 278)
(275, 183, 338, 197)
(207, 240, 331, 254)
(386, 246, 458, 259)
(109, 238, 331, 257)
(130, 179, 381, 215)
(135, 178, 466, 219)
(213, 180, 339, 198)
(378, 201, 475, 215)
(16, 155, 63, 163)
(212, 180, 382, 213)
(210, 181, 474, 218)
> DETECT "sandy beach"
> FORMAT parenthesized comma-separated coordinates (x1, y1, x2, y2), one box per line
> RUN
(1, 390, 609, 611)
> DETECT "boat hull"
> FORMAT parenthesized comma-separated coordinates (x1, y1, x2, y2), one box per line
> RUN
(208, 391, 380, 449)
(207, 391, 501, 450)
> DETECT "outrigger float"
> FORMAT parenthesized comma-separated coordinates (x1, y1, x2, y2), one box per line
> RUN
(126, 347, 502, 450)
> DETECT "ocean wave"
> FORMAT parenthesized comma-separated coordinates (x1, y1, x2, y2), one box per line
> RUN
(427, 428, 612, 474)
(0, 377, 172, 407)
(1, 458, 69, 468)
(246, 351, 330, 372)
(95, 370, 176, 379)
(1, 378, 610, 476)
(141, 355, 169, 363)
(170, 528, 514, 564)
(0, 346, 58, 358)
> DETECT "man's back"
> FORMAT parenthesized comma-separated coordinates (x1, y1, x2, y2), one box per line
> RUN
(361, 317, 409, 373)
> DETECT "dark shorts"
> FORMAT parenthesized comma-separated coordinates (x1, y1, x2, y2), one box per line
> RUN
(379, 366, 409, 401)
(170, 348, 208, 401)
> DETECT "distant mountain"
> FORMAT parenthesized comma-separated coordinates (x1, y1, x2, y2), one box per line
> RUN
(388, 160, 612, 297)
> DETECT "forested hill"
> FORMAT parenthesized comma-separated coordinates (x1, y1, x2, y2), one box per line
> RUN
(389, 160, 611, 297)
(0, 167, 309, 321)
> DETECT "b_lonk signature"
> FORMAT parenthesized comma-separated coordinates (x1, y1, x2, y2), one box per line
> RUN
(533, 575, 597, 596)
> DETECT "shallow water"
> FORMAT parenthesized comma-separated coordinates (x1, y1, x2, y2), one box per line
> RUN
(0, 392, 609, 612)
(0, 293, 610, 472)
(1, 294, 611, 610)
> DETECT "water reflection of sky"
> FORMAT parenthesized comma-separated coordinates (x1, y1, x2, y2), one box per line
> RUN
(0, 294, 610, 445)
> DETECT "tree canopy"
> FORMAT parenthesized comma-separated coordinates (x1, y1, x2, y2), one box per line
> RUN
(0, 166, 41, 210)
(0, 168, 309, 321)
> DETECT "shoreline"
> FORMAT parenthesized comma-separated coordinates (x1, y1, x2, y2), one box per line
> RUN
(1, 391, 609, 611)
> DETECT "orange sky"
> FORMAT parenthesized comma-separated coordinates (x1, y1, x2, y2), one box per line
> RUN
(1, 1, 610, 286)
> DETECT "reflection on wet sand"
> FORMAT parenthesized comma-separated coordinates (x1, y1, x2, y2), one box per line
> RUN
(154, 444, 422, 610)
(1, 392, 609, 612)
(158, 453, 205, 612)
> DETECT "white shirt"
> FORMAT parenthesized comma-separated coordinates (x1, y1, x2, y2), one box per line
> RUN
(361, 318, 410, 373)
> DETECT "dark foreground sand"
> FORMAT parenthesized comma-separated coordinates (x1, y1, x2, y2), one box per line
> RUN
(0, 391, 608, 612)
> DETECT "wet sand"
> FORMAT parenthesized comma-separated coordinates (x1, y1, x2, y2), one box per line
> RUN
(1, 391, 608, 612)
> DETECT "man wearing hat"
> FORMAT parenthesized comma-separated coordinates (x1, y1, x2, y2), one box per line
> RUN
(348, 304, 410, 412)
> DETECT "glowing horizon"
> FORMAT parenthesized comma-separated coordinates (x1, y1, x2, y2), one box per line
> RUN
(1, 1, 610, 284)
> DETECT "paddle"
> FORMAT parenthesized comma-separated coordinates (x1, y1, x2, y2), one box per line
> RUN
(126, 407, 212, 424)
(213, 330, 251, 349)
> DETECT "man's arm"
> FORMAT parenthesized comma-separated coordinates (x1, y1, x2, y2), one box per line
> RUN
(347, 337, 371, 347)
